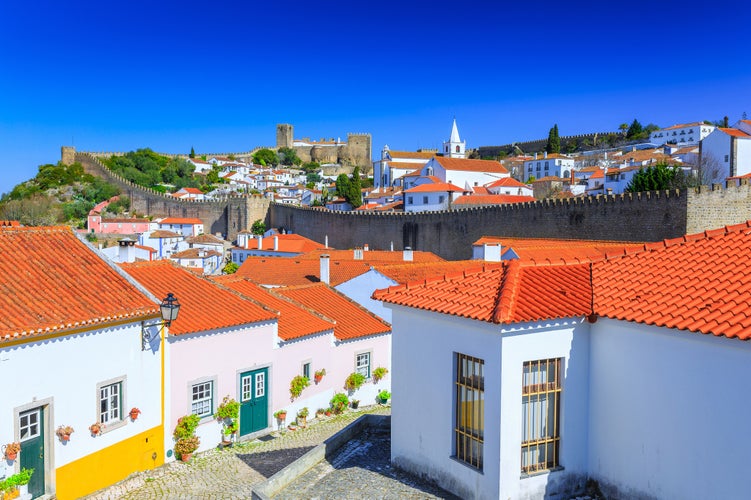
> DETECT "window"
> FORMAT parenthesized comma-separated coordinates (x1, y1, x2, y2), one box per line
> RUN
(191, 381, 213, 417)
(302, 362, 311, 380)
(724, 155, 729, 162)
(456, 145, 460, 153)
(423, 196, 428, 204)
(521, 358, 561, 474)
(356, 352, 371, 378)
(19, 409, 40, 441)
(408, 196, 413, 204)
(439, 195, 445, 203)
(528, 166, 532, 172)
(454, 353, 484, 470)
(99, 381, 123, 424)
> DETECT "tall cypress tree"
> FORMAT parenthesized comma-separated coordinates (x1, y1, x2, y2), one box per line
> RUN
(546, 124, 561, 154)
(349, 166, 362, 208)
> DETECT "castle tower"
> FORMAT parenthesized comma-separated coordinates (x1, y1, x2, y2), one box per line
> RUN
(443, 118, 466, 158)
(276, 124, 293, 149)
(61, 146, 76, 165)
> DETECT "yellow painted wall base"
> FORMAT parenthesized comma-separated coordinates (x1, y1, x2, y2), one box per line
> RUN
(55, 426, 164, 500)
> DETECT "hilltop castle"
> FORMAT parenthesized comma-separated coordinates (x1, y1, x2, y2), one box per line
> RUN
(275, 124, 371, 169)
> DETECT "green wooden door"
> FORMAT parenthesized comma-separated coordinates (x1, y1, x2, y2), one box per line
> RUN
(239, 368, 268, 436)
(19, 407, 45, 498)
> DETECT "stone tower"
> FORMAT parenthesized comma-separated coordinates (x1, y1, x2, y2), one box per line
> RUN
(345, 133, 372, 169)
(61, 146, 76, 165)
(276, 124, 294, 149)
(443, 118, 466, 158)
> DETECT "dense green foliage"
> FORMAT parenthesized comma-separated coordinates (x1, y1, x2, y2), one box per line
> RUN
(222, 262, 239, 274)
(334, 168, 362, 208)
(103, 149, 199, 190)
(546, 124, 560, 154)
(252, 148, 279, 166)
(0, 162, 121, 227)
(625, 163, 691, 192)
(251, 219, 266, 235)
(278, 147, 302, 166)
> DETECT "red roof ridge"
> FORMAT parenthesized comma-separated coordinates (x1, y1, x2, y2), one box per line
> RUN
(493, 261, 520, 323)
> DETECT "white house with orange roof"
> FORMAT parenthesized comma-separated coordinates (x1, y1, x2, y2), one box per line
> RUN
(86, 196, 151, 234)
(700, 121, 751, 181)
(523, 152, 575, 182)
(375, 223, 751, 500)
(404, 182, 467, 212)
(171, 187, 205, 201)
(420, 157, 510, 191)
(0, 226, 170, 500)
(188, 157, 212, 173)
(139, 230, 187, 259)
(157, 217, 204, 237)
(373, 146, 435, 189)
(231, 233, 326, 264)
(170, 247, 223, 275)
(483, 176, 533, 196)
(649, 121, 714, 145)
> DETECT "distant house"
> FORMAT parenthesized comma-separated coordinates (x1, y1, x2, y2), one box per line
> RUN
(170, 247, 223, 275)
(700, 122, 751, 182)
(483, 177, 533, 197)
(171, 187, 205, 201)
(231, 233, 326, 264)
(418, 157, 510, 191)
(404, 182, 466, 212)
(650, 121, 714, 145)
(139, 230, 187, 259)
(157, 217, 204, 237)
(373, 147, 434, 189)
(452, 194, 535, 208)
(87, 197, 150, 234)
(523, 153, 575, 182)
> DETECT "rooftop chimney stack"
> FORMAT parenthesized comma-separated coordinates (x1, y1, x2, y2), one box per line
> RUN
(118, 237, 136, 263)
(403, 247, 413, 262)
(320, 254, 330, 284)
(484, 243, 502, 262)
(364, 243, 369, 252)
(257, 235, 263, 250)
(274, 236, 279, 251)
(325, 235, 329, 248)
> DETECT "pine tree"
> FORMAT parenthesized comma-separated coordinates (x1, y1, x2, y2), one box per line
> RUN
(349, 167, 362, 208)
(189, 147, 195, 159)
(546, 124, 561, 154)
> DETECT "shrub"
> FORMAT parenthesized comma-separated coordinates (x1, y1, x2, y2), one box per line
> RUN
(378, 390, 391, 402)
(290, 375, 310, 399)
(174, 436, 200, 456)
(216, 396, 240, 420)
(297, 407, 309, 418)
(372, 367, 388, 383)
(344, 372, 366, 391)
(330, 393, 349, 414)
(173, 414, 201, 440)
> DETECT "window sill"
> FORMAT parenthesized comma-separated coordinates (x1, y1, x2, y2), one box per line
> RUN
(449, 455, 484, 474)
(520, 466, 564, 479)
(101, 419, 127, 434)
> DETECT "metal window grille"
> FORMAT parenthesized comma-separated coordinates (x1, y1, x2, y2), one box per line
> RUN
(191, 381, 213, 417)
(454, 353, 484, 470)
(521, 358, 561, 474)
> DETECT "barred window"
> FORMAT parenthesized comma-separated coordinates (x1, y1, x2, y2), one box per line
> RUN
(454, 353, 484, 470)
(521, 358, 561, 474)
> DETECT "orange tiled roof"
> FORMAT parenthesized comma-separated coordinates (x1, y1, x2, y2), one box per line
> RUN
(177, 187, 204, 194)
(663, 122, 705, 130)
(453, 194, 535, 206)
(160, 218, 204, 225)
(485, 177, 527, 188)
(277, 283, 391, 340)
(186, 234, 225, 245)
(296, 249, 444, 263)
(719, 128, 751, 138)
(236, 258, 372, 286)
(213, 275, 334, 341)
(473, 236, 645, 263)
(170, 248, 222, 259)
(434, 157, 509, 174)
(0, 226, 158, 342)
(532, 176, 568, 183)
(589, 169, 604, 179)
(405, 182, 465, 193)
(122, 261, 277, 335)
(387, 151, 434, 160)
(374, 260, 592, 324)
(242, 234, 325, 253)
(149, 230, 183, 239)
(387, 162, 429, 171)
(374, 260, 502, 284)
(373, 201, 404, 211)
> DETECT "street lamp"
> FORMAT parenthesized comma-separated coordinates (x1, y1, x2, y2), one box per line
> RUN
(142, 293, 181, 350)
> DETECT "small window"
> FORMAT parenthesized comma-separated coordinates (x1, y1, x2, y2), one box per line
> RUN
(423, 196, 428, 204)
(528, 166, 532, 172)
(725, 155, 729, 162)
(100, 381, 123, 424)
(454, 353, 484, 470)
(456, 145, 460, 153)
(191, 381, 213, 417)
(408, 196, 413, 204)
(19, 409, 41, 441)
(439, 195, 445, 203)
(356, 352, 371, 378)
(302, 362, 311, 379)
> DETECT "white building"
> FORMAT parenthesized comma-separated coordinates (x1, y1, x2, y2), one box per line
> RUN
(699, 125, 751, 181)
(403, 182, 466, 212)
(372, 146, 434, 189)
(523, 153, 576, 182)
(375, 223, 751, 500)
(650, 122, 714, 145)
(416, 156, 510, 190)
(442, 118, 466, 158)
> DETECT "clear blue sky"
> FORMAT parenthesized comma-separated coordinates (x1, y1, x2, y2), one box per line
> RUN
(1, 0, 750, 195)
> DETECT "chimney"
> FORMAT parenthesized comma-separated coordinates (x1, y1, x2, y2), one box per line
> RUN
(257, 235, 263, 250)
(354, 247, 363, 260)
(534, 152, 538, 160)
(320, 254, 330, 284)
(118, 237, 136, 263)
(274, 236, 279, 251)
(325, 235, 329, 248)
(403, 247, 413, 262)
(544, 151, 548, 159)
(390, 241, 394, 251)
(483, 243, 502, 262)
(363, 243, 369, 251)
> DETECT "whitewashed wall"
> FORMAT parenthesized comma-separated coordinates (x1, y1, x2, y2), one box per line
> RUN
(336, 270, 397, 323)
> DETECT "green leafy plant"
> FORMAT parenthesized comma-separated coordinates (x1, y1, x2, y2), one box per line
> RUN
(377, 390, 391, 403)
(330, 393, 349, 414)
(222, 420, 238, 436)
(314, 368, 326, 382)
(274, 409, 288, 419)
(216, 396, 240, 420)
(372, 367, 388, 383)
(13, 468, 33, 486)
(290, 375, 310, 399)
(173, 414, 201, 440)
(297, 407, 309, 418)
(344, 372, 366, 391)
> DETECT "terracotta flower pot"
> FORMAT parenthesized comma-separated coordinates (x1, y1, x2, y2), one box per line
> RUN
(314, 375, 323, 384)
(62, 434, 71, 441)
(5, 451, 17, 461)
(181, 453, 192, 462)
(130, 410, 140, 421)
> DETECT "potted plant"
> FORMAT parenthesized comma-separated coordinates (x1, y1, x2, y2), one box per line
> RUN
(377, 389, 391, 404)
(174, 436, 200, 462)
(89, 422, 104, 436)
(6, 468, 33, 497)
(296, 407, 309, 428)
(330, 393, 349, 414)
(289, 375, 310, 399)
(350, 399, 360, 409)
(324, 409, 332, 417)
(372, 366, 389, 383)
(315, 408, 325, 419)
(56, 425, 74, 442)
(129, 407, 141, 421)
(3, 442, 20, 461)
(221, 419, 238, 445)
(314, 368, 326, 384)
(344, 372, 365, 392)
(274, 409, 288, 421)
(216, 396, 240, 443)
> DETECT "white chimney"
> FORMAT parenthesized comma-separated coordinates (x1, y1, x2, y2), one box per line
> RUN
(257, 235, 263, 250)
(325, 235, 329, 248)
(403, 247, 413, 262)
(320, 254, 330, 284)
(484, 243, 502, 262)
(363, 243, 369, 251)
(390, 241, 394, 251)
(274, 236, 279, 251)
(354, 247, 363, 260)
(534, 152, 538, 160)
(118, 237, 136, 263)
(544, 151, 548, 159)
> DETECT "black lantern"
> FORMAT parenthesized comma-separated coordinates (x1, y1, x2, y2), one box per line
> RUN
(142, 293, 181, 350)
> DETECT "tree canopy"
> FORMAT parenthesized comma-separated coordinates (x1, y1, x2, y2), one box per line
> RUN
(625, 163, 690, 192)
(104, 149, 199, 190)
(252, 148, 279, 166)
(546, 124, 560, 154)
(278, 147, 302, 166)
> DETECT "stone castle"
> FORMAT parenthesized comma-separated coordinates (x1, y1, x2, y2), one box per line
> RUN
(276, 124, 371, 169)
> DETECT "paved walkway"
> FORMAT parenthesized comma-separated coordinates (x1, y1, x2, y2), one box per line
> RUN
(85, 406, 449, 499)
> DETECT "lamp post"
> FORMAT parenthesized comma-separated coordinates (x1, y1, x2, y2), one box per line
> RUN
(142, 293, 181, 350)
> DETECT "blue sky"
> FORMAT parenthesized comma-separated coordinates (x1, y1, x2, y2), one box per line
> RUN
(1, 0, 750, 194)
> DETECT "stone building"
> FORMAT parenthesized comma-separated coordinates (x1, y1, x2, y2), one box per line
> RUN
(275, 124, 371, 169)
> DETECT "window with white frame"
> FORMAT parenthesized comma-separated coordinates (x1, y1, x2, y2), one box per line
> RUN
(99, 380, 123, 424)
(191, 381, 213, 417)
(302, 362, 311, 380)
(521, 358, 562, 474)
(454, 352, 484, 470)
(356, 352, 371, 378)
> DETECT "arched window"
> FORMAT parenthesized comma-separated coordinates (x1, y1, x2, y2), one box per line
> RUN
(456, 145, 460, 153)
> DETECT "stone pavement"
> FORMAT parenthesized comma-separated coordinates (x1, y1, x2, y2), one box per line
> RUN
(84, 405, 449, 499)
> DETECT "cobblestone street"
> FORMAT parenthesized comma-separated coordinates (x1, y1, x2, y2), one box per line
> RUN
(84, 406, 454, 499)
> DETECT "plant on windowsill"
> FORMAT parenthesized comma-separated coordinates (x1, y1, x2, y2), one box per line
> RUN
(377, 390, 391, 404)
(330, 393, 349, 414)
(289, 375, 310, 400)
(216, 396, 240, 443)
(89, 422, 104, 436)
(56, 425, 74, 442)
(344, 372, 365, 392)
(314, 368, 326, 384)
(3, 442, 20, 461)
(372, 367, 388, 383)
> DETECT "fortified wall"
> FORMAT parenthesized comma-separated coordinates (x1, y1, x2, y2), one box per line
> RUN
(65, 147, 269, 241)
(276, 124, 372, 171)
(270, 183, 751, 260)
(478, 131, 617, 158)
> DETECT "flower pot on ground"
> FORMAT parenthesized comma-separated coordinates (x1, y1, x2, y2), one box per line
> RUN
(314, 368, 326, 384)
(129, 407, 141, 421)
(174, 436, 200, 462)
(297, 407, 309, 428)
(330, 393, 349, 414)
(89, 422, 104, 436)
(3, 442, 20, 461)
(274, 409, 287, 422)
(315, 408, 325, 419)
(344, 372, 365, 392)
(377, 390, 391, 404)
(350, 399, 360, 409)
(56, 426, 74, 442)
(372, 367, 389, 384)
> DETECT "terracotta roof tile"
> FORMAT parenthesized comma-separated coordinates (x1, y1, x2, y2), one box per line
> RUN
(471, 237, 645, 263)
(0, 226, 158, 342)
(236, 258, 371, 286)
(485, 177, 527, 188)
(239, 234, 325, 253)
(122, 261, 276, 335)
(160, 218, 204, 225)
(277, 283, 391, 340)
(374, 260, 503, 284)
(387, 151, 435, 159)
(435, 157, 509, 174)
(719, 128, 751, 138)
(213, 275, 334, 341)
(296, 249, 444, 263)
(170, 248, 222, 259)
(186, 234, 225, 245)
(149, 230, 183, 239)
(405, 182, 465, 193)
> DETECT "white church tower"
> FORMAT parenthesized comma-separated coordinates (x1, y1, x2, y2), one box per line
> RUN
(443, 118, 466, 158)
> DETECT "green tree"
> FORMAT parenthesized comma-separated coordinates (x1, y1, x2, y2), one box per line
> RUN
(546, 124, 561, 154)
(278, 147, 302, 166)
(251, 219, 266, 235)
(348, 167, 362, 208)
(252, 148, 279, 166)
(619, 123, 629, 137)
(627, 119, 643, 139)
(189, 147, 195, 159)
(223, 261, 239, 274)
(335, 174, 350, 201)
(626, 163, 689, 192)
